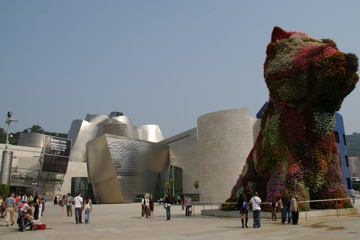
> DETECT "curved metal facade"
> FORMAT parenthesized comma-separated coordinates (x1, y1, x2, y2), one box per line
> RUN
(87, 134, 168, 203)
(64, 112, 166, 203)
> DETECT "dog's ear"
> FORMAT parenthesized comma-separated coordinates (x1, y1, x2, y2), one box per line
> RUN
(271, 26, 290, 42)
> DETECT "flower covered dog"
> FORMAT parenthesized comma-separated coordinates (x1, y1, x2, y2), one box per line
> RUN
(229, 26, 358, 209)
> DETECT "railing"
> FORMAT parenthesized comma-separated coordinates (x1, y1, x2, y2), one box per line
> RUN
(298, 197, 356, 221)
(194, 197, 357, 221)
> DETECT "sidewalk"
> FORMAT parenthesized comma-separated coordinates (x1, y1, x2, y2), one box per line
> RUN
(0, 201, 359, 240)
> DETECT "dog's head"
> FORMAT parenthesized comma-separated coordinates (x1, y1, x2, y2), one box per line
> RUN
(264, 26, 358, 112)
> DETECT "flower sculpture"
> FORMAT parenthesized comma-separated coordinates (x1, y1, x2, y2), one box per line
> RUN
(229, 27, 358, 209)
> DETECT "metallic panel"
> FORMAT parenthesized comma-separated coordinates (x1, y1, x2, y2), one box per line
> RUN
(84, 114, 108, 125)
(87, 134, 168, 203)
(18, 132, 44, 148)
(67, 120, 98, 162)
(0, 151, 13, 184)
(99, 122, 134, 139)
(136, 125, 164, 142)
(112, 116, 133, 125)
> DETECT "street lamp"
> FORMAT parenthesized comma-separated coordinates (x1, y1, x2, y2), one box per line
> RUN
(170, 156, 175, 196)
(1, 112, 18, 184)
(5, 112, 18, 149)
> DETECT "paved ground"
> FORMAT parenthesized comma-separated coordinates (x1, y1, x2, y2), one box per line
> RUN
(0, 200, 359, 240)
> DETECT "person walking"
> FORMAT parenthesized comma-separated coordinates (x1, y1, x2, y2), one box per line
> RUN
(237, 194, 249, 228)
(84, 195, 92, 223)
(349, 188, 356, 204)
(66, 193, 74, 217)
(164, 193, 171, 220)
(290, 195, 299, 225)
(281, 193, 291, 224)
(185, 195, 192, 216)
(4, 193, 16, 226)
(250, 192, 262, 228)
(149, 194, 155, 218)
(74, 192, 84, 224)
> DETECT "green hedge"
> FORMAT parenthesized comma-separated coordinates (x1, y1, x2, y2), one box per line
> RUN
(0, 184, 9, 198)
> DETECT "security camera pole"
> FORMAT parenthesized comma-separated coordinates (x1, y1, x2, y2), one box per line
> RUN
(0, 112, 18, 184)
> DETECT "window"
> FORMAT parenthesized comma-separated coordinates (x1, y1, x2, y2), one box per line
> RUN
(345, 155, 349, 167)
(343, 134, 347, 145)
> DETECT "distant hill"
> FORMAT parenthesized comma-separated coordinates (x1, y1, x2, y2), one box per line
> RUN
(346, 132, 360, 157)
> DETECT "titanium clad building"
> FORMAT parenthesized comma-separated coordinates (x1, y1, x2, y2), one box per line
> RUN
(87, 134, 168, 204)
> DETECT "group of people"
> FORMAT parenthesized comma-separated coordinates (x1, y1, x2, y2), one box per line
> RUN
(141, 193, 155, 219)
(141, 193, 194, 221)
(54, 192, 93, 224)
(1, 192, 46, 228)
(237, 192, 300, 229)
(1, 191, 94, 229)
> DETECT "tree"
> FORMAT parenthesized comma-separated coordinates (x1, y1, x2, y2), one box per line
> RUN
(194, 180, 199, 190)
(28, 125, 45, 133)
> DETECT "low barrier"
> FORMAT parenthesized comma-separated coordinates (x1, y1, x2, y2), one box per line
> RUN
(198, 197, 358, 221)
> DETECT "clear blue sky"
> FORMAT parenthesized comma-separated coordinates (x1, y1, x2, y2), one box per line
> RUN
(1, 0, 359, 137)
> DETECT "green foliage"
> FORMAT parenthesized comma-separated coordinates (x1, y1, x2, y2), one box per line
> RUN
(194, 180, 199, 190)
(0, 184, 9, 198)
(221, 203, 237, 211)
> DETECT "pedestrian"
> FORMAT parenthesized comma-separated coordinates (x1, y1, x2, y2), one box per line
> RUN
(37, 199, 42, 222)
(181, 194, 185, 210)
(141, 194, 146, 218)
(15, 194, 20, 206)
(60, 195, 66, 214)
(281, 193, 291, 224)
(290, 195, 299, 225)
(21, 193, 28, 203)
(250, 192, 262, 228)
(185, 195, 192, 216)
(40, 193, 46, 216)
(74, 192, 84, 224)
(33, 192, 40, 220)
(349, 188, 356, 204)
(66, 193, 74, 217)
(149, 194, 155, 218)
(144, 194, 150, 218)
(54, 195, 58, 205)
(0, 196, 4, 218)
(237, 194, 249, 228)
(164, 193, 171, 220)
(84, 195, 92, 223)
(4, 193, 16, 226)
(271, 200, 277, 221)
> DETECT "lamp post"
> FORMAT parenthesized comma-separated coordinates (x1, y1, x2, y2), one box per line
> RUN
(170, 156, 175, 196)
(5, 112, 18, 149)
(1, 112, 18, 184)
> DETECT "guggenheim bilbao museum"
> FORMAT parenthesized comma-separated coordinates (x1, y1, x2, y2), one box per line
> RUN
(0, 107, 351, 204)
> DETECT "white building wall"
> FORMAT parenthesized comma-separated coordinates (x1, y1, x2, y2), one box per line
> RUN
(166, 129, 199, 195)
(197, 108, 256, 202)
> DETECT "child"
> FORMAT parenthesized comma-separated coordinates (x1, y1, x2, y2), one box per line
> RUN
(271, 201, 277, 221)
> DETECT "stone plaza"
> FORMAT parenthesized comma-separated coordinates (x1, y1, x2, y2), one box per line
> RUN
(1, 198, 359, 240)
